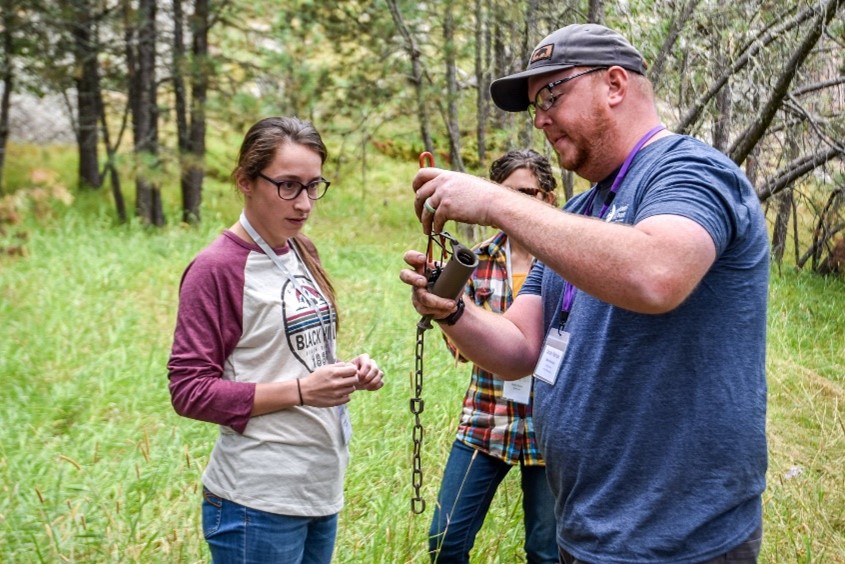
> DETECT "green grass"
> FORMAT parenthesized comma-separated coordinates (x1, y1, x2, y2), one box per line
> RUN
(1, 149, 844, 562)
(762, 271, 845, 562)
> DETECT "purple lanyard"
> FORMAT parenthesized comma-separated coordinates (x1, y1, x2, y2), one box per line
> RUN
(558, 125, 665, 328)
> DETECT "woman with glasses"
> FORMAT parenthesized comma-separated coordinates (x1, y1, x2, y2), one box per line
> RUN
(428, 149, 559, 564)
(168, 116, 384, 563)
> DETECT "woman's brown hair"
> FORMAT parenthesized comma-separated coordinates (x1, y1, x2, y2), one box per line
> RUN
(489, 149, 558, 206)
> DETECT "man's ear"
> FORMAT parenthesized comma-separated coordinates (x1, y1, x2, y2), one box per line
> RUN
(605, 66, 629, 107)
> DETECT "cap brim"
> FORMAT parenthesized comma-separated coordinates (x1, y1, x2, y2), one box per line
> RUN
(490, 64, 574, 112)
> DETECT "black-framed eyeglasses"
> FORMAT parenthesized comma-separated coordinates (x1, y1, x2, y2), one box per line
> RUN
(515, 187, 541, 196)
(527, 67, 608, 119)
(257, 172, 331, 200)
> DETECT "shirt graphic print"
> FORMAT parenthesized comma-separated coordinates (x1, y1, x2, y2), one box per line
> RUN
(282, 276, 336, 371)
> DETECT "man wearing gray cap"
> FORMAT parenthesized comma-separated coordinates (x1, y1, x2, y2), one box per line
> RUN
(401, 23, 768, 563)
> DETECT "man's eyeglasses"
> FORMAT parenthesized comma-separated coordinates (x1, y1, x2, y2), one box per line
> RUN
(528, 67, 608, 119)
(257, 172, 331, 200)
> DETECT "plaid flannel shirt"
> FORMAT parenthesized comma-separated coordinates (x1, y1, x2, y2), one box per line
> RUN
(446, 231, 545, 466)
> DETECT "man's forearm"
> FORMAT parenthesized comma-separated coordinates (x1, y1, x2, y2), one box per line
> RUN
(438, 296, 544, 380)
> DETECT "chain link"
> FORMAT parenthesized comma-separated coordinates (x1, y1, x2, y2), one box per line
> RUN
(410, 324, 426, 514)
(409, 230, 463, 514)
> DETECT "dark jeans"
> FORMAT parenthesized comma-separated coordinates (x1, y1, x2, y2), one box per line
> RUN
(429, 440, 558, 563)
(558, 525, 763, 564)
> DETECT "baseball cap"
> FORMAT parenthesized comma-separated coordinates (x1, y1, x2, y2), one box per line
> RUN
(490, 24, 646, 112)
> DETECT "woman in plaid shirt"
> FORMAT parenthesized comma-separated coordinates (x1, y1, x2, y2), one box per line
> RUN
(429, 150, 559, 563)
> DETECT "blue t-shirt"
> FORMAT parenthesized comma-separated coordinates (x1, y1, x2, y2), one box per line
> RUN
(523, 135, 769, 563)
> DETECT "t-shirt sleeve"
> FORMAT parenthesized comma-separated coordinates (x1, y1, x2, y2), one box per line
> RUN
(520, 260, 545, 297)
(635, 147, 748, 257)
(167, 236, 255, 434)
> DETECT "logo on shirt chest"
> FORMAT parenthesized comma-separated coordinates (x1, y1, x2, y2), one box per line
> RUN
(281, 277, 336, 371)
(605, 204, 629, 223)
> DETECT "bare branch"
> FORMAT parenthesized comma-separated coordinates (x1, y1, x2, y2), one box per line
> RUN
(799, 184, 845, 269)
(676, 4, 817, 133)
(796, 222, 845, 269)
(729, 0, 845, 166)
(649, 0, 702, 88)
(782, 95, 845, 154)
(792, 76, 845, 97)
(756, 146, 843, 202)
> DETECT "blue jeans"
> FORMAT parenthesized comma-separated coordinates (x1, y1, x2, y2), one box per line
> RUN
(202, 487, 337, 564)
(429, 440, 558, 563)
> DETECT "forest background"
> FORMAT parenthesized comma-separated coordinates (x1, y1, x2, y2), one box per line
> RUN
(0, 0, 843, 562)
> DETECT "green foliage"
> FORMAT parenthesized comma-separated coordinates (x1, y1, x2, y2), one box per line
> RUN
(1, 143, 844, 561)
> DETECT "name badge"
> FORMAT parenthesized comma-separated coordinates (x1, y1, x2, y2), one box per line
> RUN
(502, 376, 532, 404)
(533, 328, 569, 385)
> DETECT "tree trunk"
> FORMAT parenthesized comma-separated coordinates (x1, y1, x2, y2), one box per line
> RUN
(184, 0, 209, 224)
(0, 3, 13, 196)
(129, 0, 164, 226)
(711, 30, 731, 154)
(474, 0, 489, 169)
(755, 146, 842, 203)
(771, 189, 793, 266)
(173, 0, 208, 224)
(798, 218, 845, 272)
(97, 83, 127, 223)
(771, 137, 798, 266)
(173, 0, 189, 158)
(491, 18, 506, 131)
(518, 0, 538, 148)
(386, 0, 433, 154)
(588, 0, 604, 24)
(442, 1, 473, 242)
(443, 2, 464, 172)
(561, 170, 574, 202)
(649, 0, 701, 89)
(70, 0, 101, 190)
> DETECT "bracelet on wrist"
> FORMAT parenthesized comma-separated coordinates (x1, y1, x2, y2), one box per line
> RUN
(296, 378, 304, 406)
(435, 297, 465, 326)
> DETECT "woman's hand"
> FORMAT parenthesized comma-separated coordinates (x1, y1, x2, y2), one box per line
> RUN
(299, 356, 384, 407)
(299, 362, 361, 407)
(350, 353, 385, 391)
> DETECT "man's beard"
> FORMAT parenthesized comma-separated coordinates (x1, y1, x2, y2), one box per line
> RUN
(557, 103, 614, 181)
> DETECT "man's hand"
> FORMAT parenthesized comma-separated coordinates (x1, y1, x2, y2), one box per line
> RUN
(413, 168, 504, 234)
(399, 250, 460, 320)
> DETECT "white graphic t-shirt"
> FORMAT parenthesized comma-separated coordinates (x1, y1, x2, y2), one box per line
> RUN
(174, 231, 347, 517)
